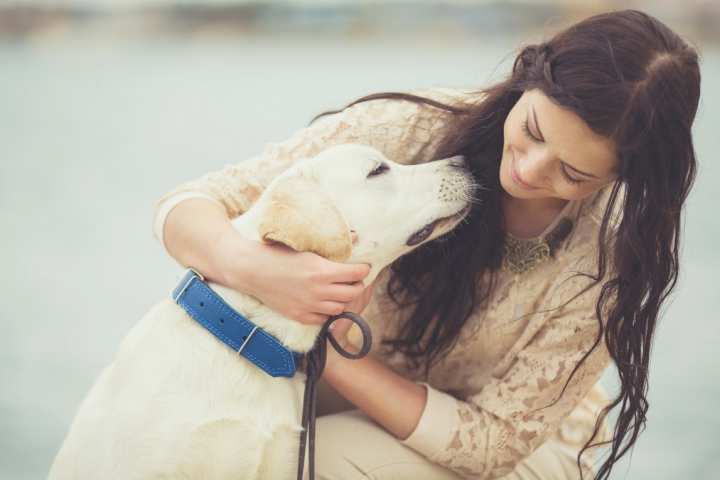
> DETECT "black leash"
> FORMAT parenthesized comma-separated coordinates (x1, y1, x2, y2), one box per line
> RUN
(296, 312, 372, 480)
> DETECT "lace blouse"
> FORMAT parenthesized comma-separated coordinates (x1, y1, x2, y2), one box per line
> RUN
(153, 89, 613, 480)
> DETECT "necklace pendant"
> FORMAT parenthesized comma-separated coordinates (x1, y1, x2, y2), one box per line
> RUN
(502, 217, 575, 275)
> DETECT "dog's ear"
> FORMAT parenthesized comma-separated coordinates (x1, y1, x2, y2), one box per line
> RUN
(258, 174, 352, 263)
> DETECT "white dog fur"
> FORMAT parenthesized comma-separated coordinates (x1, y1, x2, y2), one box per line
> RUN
(48, 144, 474, 480)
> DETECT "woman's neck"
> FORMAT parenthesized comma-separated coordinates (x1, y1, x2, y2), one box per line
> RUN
(502, 194, 569, 239)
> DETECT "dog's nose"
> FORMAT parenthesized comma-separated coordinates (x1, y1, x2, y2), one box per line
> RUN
(448, 155, 468, 169)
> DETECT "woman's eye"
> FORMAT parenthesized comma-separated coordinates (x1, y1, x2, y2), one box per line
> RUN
(368, 165, 388, 177)
(559, 163, 581, 186)
(521, 120, 541, 144)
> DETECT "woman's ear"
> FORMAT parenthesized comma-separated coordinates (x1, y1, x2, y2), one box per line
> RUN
(258, 174, 352, 263)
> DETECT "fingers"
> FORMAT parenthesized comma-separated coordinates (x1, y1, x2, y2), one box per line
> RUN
(278, 284, 364, 325)
(295, 312, 332, 326)
(296, 300, 351, 325)
(324, 281, 366, 304)
(243, 245, 372, 326)
(317, 300, 347, 317)
(342, 281, 375, 316)
(343, 263, 371, 283)
(310, 258, 369, 284)
(293, 281, 372, 326)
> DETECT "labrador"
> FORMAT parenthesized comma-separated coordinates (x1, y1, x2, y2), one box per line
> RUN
(48, 144, 475, 480)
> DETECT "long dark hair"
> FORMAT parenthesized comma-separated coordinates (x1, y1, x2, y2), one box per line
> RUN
(318, 10, 701, 480)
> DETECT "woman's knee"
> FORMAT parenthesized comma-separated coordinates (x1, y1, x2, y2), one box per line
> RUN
(314, 410, 463, 480)
(499, 441, 592, 480)
(313, 411, 591, 480)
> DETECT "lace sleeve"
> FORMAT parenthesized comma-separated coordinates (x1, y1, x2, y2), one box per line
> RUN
(428, 280, 611, 479)
(152, 93, 455, 245)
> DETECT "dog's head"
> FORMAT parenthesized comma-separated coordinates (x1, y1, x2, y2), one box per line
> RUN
(245, 144, 475, 284)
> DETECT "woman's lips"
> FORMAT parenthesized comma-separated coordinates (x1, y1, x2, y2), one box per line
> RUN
(510, 154, 538, 191)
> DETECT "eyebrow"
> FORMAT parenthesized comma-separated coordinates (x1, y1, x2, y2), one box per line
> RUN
(531, 103, 601, 179)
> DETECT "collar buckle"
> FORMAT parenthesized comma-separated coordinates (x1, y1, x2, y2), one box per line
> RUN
(172, 268, 204, 302)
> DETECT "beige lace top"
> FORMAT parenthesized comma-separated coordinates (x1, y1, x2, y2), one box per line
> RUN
(153, 89, 613, 480)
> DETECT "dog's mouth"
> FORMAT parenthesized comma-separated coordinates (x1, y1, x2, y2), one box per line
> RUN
(406, 220, 439, 246)
(406, 202, 473, 247)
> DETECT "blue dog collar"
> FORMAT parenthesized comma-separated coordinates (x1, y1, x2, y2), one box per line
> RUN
(172, 268, 303, 378)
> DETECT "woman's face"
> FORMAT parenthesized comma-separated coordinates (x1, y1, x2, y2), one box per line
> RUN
(500, 89, 619, 203)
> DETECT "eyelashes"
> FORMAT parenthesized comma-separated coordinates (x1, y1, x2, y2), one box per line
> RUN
(521, 121, 541, 144)
(559, 164, 581, 186)
(520, 120, 581, 186)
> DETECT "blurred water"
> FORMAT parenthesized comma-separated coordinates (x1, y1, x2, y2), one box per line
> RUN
(0, 31, 718, 479)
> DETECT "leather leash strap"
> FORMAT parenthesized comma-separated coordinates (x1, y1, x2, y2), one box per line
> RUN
(296, 312, 372, 480)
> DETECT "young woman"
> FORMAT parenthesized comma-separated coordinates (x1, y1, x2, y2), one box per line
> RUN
(154, 10, 701, 480)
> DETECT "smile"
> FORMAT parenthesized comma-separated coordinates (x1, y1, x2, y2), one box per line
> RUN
(511, 154, 538, 191)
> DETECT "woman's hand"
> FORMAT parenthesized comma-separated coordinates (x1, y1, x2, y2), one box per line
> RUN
(163, 198, 370, 325)
(229, 241, 371, 325)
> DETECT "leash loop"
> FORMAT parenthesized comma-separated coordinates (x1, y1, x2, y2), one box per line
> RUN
(297, 312, 372, 480)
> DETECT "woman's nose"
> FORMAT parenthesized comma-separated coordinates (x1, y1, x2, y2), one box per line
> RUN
(518, 149, 551, 185)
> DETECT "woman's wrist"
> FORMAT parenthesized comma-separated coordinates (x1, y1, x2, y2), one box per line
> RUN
(213, 228, 263, 293)
(323, 335, 359, 375)
(164, 198, 258, 293)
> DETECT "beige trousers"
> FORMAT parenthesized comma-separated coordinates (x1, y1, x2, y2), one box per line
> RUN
(313, 380, 591, 480)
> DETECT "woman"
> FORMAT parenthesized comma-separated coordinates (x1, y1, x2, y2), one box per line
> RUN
(154, 10, 701, 480)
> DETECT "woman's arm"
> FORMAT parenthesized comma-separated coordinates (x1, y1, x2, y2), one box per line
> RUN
(322, 302, 428, 440)
(325, 272, 612, 480)
(155, 95, 442, 323)
(163, 197, 370, 324)
(324, 346, 428, 440)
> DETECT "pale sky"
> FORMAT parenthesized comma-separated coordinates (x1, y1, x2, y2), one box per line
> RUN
(0, 0, 587, 10)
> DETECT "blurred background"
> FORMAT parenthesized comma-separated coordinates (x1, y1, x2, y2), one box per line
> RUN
(0, 0, 718, 478)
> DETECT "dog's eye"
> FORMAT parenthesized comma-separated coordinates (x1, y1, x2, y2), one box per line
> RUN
(368, 164, 388, 177)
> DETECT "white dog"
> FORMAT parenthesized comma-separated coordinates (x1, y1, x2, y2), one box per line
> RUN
(48, 144, 474, 480)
